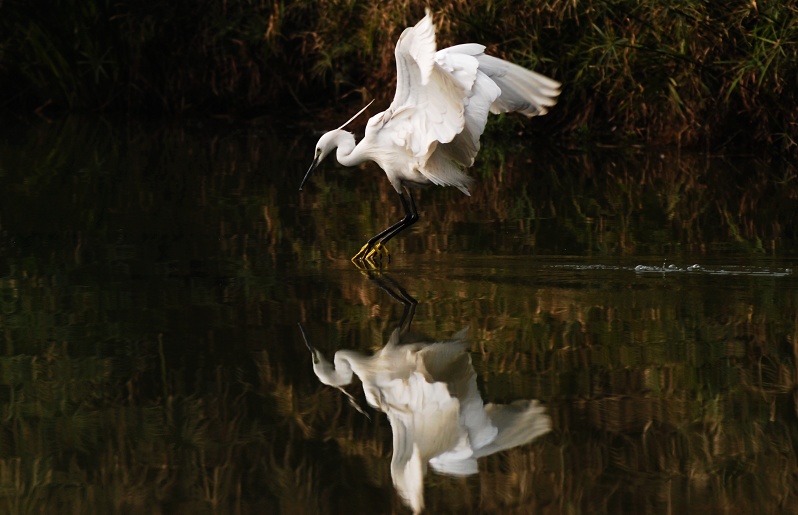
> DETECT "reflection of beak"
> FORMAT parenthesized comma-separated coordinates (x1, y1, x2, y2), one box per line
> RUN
(298, 323, 320, 363)
(299, 156, 320, 191)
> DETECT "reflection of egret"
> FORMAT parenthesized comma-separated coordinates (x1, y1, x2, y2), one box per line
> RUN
(301, 274, 551, 514)
(299, 9, 561, 267)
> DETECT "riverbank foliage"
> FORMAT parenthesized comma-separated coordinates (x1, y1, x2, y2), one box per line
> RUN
(1, 1, 797, 153)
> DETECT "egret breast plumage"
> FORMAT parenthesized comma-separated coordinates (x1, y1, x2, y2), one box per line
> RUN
(300, 9, 561, 267)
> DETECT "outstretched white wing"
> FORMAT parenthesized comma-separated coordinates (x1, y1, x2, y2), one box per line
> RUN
(473, 52, 561, 116)
(376, 10, 500, 194)
(375, 9, 560, 195)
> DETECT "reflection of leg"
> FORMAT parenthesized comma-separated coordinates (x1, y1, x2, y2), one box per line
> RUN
(352, 190, 419, 266)
(372, 272, 418, 305)
(368, 271, 418, 333)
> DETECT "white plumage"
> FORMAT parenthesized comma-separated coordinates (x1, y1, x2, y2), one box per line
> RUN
(300, 9, 561, 266)
(304, 326, 551, 515)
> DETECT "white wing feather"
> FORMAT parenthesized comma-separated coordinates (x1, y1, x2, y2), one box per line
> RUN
(474, 53, 562, 116)
(375, 9, 560, 195)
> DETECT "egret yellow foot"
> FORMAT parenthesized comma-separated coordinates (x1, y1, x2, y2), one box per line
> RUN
(365, 243, 390, 264)
(351, 243, 390, 269)
(351, 243, 372, 263)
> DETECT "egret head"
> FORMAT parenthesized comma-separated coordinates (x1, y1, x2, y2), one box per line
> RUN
(299, 130, 346, 191)
(299, 100, 374, 191)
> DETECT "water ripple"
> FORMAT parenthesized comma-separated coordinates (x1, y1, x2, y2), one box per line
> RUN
(633, 263, 793, 277)
(550, 263, 794, 277)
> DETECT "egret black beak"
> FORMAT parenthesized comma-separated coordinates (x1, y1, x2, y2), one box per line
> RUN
(299, 156, 320, 191)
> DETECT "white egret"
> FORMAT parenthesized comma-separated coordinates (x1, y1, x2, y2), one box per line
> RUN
(301, 324, 551, 514)
(299, 9, 561, 266)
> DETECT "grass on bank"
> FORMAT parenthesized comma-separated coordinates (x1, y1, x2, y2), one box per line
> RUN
(0, 0, 796, 153)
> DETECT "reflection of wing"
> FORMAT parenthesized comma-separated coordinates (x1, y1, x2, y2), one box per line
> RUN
(417, 335, 498, 470)
(389, 372, 462, 515)
(380, 10, 501, 194)
(428, 399, 551, 477)
(474, 399, 551, 457)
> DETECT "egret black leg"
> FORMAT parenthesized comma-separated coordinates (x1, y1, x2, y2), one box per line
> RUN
(373, 190, 419, 246)
(352, 190, 419, 265)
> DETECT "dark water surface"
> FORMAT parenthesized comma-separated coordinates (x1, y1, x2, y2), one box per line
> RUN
(1, 118, 797, 514)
